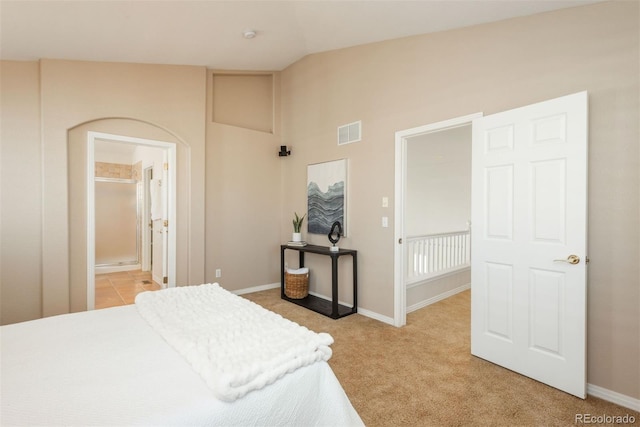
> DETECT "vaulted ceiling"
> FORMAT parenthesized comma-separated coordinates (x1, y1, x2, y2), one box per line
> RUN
(1, 0, 601, 70)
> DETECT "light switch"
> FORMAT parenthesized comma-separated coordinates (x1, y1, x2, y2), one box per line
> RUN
(382, 197, 389, 208)
(382, 216, 388, 227)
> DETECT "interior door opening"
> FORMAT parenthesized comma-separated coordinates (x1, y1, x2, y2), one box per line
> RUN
(394, 113, 481, 328)
(404, 125, 472, 315)
(86, 132, 177, 310)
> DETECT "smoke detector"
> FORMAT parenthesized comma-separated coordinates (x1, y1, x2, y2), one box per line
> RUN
(243, 29, 257, 39)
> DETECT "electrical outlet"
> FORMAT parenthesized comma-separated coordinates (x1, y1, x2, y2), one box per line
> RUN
(382, 216, 389, 227)
(215, 268, 221, 278)
(382, 197, 389, 208)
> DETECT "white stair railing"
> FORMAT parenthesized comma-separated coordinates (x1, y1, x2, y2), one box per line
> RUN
(406, 230, 470, 285)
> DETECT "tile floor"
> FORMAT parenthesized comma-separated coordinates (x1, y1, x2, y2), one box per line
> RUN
(95, 270, 162, 309)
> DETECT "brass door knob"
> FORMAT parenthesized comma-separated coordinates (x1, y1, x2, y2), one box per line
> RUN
(554, 254, 580, 264)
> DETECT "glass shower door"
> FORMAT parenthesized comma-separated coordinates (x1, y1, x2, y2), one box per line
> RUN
(95, 179, 139, 268)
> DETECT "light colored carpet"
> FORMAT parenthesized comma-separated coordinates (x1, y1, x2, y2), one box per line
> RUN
(243, 288, 639, 426)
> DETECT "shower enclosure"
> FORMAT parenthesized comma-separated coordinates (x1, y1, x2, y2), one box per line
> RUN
(94, 178, 140, 271)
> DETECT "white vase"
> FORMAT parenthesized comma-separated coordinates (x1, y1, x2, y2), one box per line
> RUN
(292, 232, 302, 242)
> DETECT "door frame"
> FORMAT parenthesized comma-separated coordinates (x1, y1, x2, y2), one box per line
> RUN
(393, 113, 482, 327)
(86, 131, 177, 310)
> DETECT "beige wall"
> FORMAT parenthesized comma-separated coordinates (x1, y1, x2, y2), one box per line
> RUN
(1, 61, 42, 323)
(406, 125, 471, 236)
(1, 60, 207, 320)
(280, 1, 639, 399)
(205, 71, 283, 290)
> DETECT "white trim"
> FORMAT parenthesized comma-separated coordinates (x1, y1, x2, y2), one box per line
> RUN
(87, 135, 96, 309)
(95, 264, 141, 275)
(407, 283, 470, 313)
(308, 290, 354, 308)
(406, 267, 470, 289)
(152, 273, 165, 288)
(307, 291, 392, 325)
(394, 113, 482, 327)
(357, 307, 395, 325)
(87, 131, 177, 310)
(232, 282, 280, 296)
(232, 283, 396, 325)
(587, 384, 640, 411)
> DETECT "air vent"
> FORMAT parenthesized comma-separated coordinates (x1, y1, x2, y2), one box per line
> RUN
(337, 121, 362, 145)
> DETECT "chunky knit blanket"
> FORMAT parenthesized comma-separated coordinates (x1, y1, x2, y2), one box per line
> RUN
(135, 283, 334, 402)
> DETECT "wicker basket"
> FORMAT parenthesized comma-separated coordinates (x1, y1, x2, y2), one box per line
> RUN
(285, 269, 309, 299)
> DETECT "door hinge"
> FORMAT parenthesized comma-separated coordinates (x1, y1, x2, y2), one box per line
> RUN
(163, 220, 168, 228)
(163, 163, 168, 171)
(163, 276, 168, 284)
(399, 238, 403, 244)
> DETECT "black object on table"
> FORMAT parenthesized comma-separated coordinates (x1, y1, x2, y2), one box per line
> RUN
(280, 244, 357, 319)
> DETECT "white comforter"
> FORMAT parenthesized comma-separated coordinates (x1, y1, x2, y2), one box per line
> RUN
(135, 283, 334, 401)
(1, 286, 364, 426)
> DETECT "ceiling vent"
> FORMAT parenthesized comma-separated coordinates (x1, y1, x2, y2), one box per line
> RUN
(337, 121, 361, 146)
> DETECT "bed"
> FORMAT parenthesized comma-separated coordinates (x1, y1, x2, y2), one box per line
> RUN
(1, 283, 363, 426)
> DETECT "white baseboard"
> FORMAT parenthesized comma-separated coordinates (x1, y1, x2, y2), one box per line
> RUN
(307, 291, 395, 325)
(232, 282, 280, 296)
(235, 283, 395, 325)
(307, 291, 352, 308)
(587, 383, 640, 411)
(406, 266, 470, 289)
(305, 292, 397, 325)
(357, 307, 395, 325)
(407, 283, 471, 313)
(153, 273, 164, 287)
(95, 263, 141, 274)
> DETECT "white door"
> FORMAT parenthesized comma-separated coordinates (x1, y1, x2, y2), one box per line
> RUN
(161, 152, 169, 285)
(141, 167, 153, 272)
(150, 170, 165, 286)
(470, 91, 588, 398)
(152, 219, 164, 285)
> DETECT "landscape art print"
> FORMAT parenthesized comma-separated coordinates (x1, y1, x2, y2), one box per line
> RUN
(307, 159, 347, 236)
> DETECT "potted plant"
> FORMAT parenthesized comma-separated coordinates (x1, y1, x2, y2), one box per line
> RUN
(292, 212, 306, 242)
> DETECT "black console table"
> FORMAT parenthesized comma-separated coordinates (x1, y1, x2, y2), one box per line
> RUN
(280, 244, 357, 319)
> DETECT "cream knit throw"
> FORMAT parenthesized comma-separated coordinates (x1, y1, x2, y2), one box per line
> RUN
(135, 283, 333, 402)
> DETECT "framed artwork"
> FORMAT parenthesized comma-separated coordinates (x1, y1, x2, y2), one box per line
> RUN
(307, 159, 347, 236)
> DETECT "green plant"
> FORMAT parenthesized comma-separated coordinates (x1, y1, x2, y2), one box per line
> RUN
(292, 212, 306, 233)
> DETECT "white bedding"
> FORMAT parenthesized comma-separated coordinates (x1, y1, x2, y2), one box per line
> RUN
(135, 283, 334, 402)
(0, 287, 363, 426)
